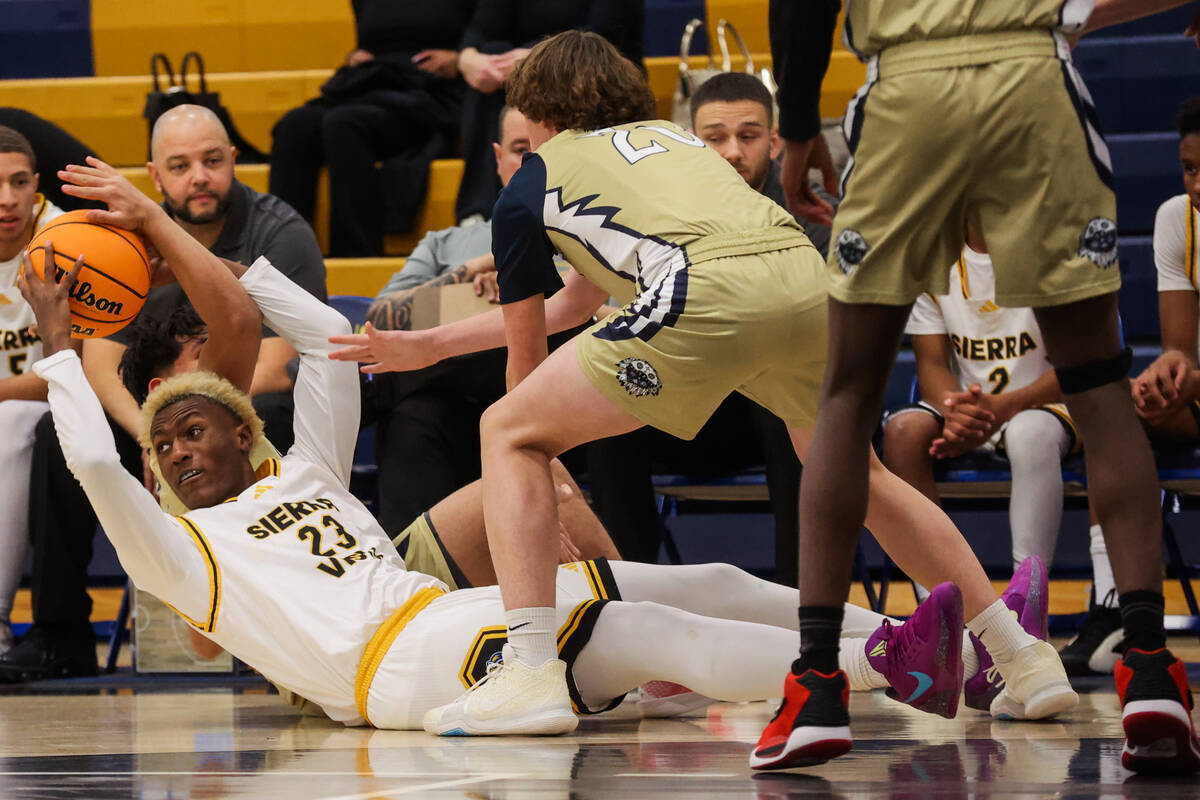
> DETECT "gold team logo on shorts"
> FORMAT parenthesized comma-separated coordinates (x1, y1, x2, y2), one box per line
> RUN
(1078, 217, 1118, 269)
(616, 357, 662, 397)
(835, 229, 870, 275)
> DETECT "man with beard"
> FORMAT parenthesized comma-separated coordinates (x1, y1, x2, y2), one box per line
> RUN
(0, 105, 326, 682)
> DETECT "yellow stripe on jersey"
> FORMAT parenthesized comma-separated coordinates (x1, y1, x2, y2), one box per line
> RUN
(30, 194, 49, 230)
(957, 255, 970, 300)
(556, 599, 596, 649)
(174, 516, 222, 632)
(583, 560, 609, 600)
(1187, 204, 1196, 289)
(355, 587, 444, 725)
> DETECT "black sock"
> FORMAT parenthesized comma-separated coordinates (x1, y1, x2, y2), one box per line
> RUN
(1118, 590, 1166, 653)
(795, 605, 844, 675)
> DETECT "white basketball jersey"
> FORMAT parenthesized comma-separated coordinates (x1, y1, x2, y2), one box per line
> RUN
(35, 258, 443, 726)
(906, 246, 1053, 395)
(1152, 193, 1200, 356)
(0, 195, 63, 377)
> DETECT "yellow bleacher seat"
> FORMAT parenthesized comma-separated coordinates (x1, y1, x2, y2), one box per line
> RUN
(705, 1, 849, 52)
(644, 53, 863, 123)
(90, 0, 354, 77)
(2, 70, 333, 168)
(324, 258, 406, 298)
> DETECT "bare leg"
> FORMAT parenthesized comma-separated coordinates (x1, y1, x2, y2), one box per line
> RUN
(794, 300, 912, 614)
(1033, 294, 1162, 597)
(428, 461, 621, 588)
(880, 408, 942, 505)
(790, 424, 999, 619)
(479, 337, 641, 612)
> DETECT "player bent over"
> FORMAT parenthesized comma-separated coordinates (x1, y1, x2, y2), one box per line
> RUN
(19, 226, 976, 732)
(330, 30, 1076, 751)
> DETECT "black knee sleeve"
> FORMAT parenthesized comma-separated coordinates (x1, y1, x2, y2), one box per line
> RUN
(1054, 347, 1132, 395)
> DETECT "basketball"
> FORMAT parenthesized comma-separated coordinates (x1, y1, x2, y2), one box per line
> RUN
(24, 209, 151, 338)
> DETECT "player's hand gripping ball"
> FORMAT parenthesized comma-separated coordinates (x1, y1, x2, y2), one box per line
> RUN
(24, 210, 150, 338)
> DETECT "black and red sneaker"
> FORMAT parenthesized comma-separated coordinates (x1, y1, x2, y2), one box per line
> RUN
(1115, 647, 1200, 775)
(749, 669, 852, 771)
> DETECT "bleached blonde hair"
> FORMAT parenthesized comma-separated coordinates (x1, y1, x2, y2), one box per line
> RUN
(140, 370, 265, 451)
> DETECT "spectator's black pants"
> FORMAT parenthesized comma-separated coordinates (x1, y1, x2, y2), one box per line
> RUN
(452, 88, 505, 222)
(27, 395, 296, 629)
(587, 394, 802, 586)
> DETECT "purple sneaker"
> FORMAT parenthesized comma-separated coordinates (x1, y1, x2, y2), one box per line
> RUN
(865, 581, 964, 718)
(964, 555, 1050, 711)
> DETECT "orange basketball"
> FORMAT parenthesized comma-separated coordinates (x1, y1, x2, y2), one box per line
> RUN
(25, 210, 151, 338)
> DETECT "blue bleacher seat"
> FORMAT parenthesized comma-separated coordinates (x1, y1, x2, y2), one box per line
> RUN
(1110, 132, 1181, 234)
(1117, 235, 1159, 341)
(0, 0, 92, 79)
(1074, 36, 1200, 135)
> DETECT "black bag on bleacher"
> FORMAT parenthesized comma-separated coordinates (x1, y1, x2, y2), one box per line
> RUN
(142, 52, 267, 163)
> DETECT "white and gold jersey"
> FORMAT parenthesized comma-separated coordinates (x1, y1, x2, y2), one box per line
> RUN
(0, 194, 63, 377)
(35, 258, 444, 725)
(1153, 193, 1200, 356)
(906, 246, 1053, 395)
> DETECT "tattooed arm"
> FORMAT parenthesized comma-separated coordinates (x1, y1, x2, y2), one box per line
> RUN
(367, 254, 495, 331)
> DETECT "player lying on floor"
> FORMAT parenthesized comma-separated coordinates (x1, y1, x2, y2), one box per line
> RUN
(329, 31, 1075, 743)
(21, 208, 992, 731)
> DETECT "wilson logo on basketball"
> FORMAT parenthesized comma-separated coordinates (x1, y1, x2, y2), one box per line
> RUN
(67, 279, 124, 317)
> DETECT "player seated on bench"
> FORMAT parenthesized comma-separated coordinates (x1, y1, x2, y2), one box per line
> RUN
(24, 161, 969, 731)
(879, 224, 1122, 677)
(1059, 95, 1200, 679)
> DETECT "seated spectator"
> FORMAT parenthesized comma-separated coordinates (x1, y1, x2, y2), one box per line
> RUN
(880, 224, 1084, 576)
(365, 106, 587, 538)
(1060, 95, 1200, 677)
(0, 106, 326, 682)
(585, 76, 826, 581)
(0, 108, 99, 212)
(270, 1, 475, 256)
(0, 126, 69, 654)
(453, 0, 644, 224)
(1132, 97, 1200, 441)
(687, 72, 835, 258)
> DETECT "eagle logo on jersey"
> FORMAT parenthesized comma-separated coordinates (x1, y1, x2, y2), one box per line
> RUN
(616, 357, 662, 397)
(1078, 217, 1117, 269)
(835, 229, 869, 275)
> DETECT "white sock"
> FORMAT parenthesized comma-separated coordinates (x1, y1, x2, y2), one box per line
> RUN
(1088, 524, 1118, 608)
(505, 607, 558, 667)
(963, 636, 980, 680)
(838, 638, 889, 690)
(967, 600, 1036, 665)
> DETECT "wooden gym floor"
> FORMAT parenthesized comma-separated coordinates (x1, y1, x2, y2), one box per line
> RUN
(1, 581, 1197, 797)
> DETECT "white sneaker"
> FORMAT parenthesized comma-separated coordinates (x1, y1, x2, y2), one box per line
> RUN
(423, 643, 578, 736)
(0, 620, 11, 656)
(990, 640, 1079, 720)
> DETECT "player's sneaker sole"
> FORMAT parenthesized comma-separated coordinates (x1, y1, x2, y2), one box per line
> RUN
(989, 641, 1078, 721)
(423, 702, 579, 736)
(749, 725, 852, 770)
(1122, 700, 1200, 774)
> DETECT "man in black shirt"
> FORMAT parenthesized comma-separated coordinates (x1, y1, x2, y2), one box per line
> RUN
(0, 105, 327, 682)
(453, 0, 644, 223)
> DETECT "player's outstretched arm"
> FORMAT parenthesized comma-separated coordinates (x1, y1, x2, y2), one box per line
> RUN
(60, 157, 264, 393)
(239, 258, 358, 485)
(329, 269, 607, 373)
(19, 244, 209, 607)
